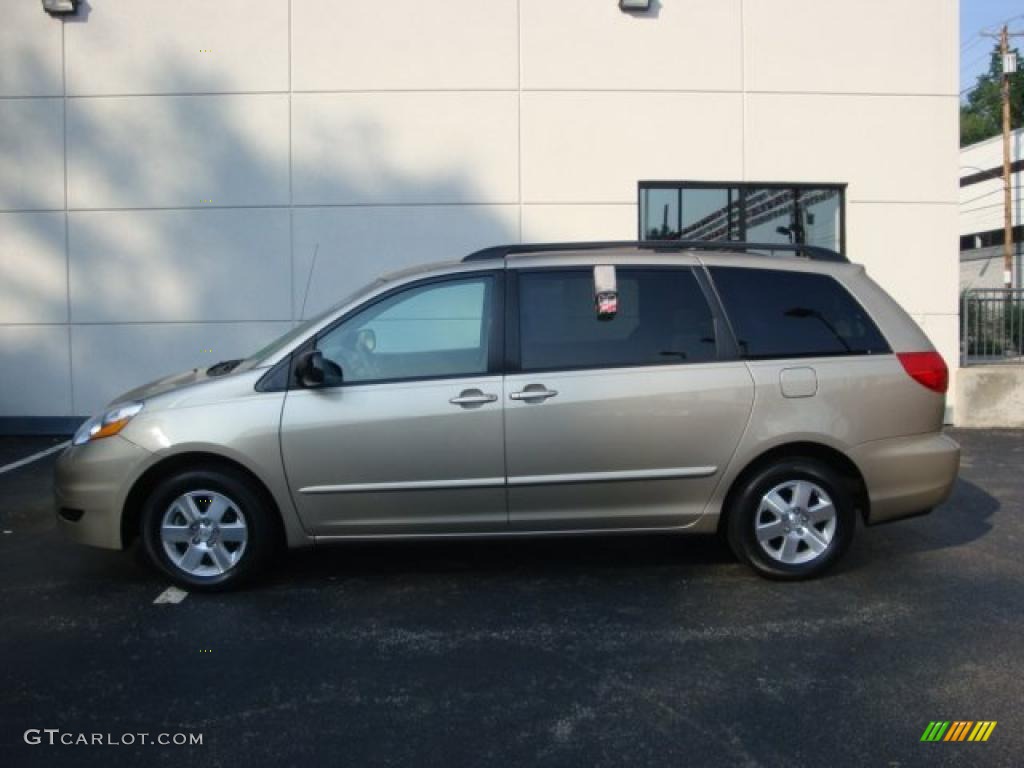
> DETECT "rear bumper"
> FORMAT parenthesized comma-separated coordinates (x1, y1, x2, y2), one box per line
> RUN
(54, 436, 151, 550)
(850, 432, 960, 525)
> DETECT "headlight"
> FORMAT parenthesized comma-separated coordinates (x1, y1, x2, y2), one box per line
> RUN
(72, 402, 144, 446)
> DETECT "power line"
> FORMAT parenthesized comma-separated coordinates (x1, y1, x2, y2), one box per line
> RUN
(975, 13, 1024, 39)
(962, 34, 986, 54)
(962, 13, 1024, 50)
(977, 28, 1024, 41)
(961, 13, 1024, 92)
(961, 77, 998, 97)
(961, 198, 1023, 216)
(962, 75, 1000, 97)
(963, 48, 996, 73)
(961, 185, 1024, 210)
(961, 30, 1024, 98)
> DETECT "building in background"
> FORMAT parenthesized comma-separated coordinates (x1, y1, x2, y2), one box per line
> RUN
(0, 0, 959, 429)
(959, 128, 1024, 291)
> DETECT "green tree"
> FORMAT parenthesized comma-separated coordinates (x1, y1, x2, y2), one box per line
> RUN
(961, 45, 1024, 147)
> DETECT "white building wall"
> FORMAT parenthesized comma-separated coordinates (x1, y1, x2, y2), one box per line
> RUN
(0, 0, 960, 421)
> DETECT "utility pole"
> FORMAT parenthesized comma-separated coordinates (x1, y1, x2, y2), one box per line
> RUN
(984, 25, 1024, 288)
(1000, 25, 1014, 289)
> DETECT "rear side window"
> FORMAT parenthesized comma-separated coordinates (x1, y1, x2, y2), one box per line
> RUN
(518, 268, 717, 371)
(709, 267, 889, 359)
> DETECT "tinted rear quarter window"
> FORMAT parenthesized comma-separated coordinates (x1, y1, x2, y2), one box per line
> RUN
(709, 267, 889, 359)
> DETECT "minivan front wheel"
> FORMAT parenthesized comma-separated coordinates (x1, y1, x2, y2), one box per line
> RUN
(141, 468, 277, 591)
(726, 459, 855, 580)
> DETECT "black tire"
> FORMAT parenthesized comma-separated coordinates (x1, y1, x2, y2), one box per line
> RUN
(141, 467, 279, 591)
(725, 458, 855, 580)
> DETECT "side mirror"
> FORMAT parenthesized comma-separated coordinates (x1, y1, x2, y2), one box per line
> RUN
(356, 328, 376, 353)
(295, 349, 326, 388)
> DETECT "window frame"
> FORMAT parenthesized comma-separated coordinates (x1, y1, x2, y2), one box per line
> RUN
(705, 265, 892, 361)
(506, 265, 736, 375)
(637, 180, 848, 258)
(281, 270, 505, 390)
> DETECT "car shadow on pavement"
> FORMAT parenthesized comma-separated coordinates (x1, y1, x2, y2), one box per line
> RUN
(271, 532, 739, 589)
(847, 477, 999, 567)
(270, 476, 999, 589)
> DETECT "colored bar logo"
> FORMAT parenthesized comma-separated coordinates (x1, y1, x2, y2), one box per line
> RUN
(920, 721, 997, 742)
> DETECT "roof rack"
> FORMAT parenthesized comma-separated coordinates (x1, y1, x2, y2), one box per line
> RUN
(462, 239, 847, 264)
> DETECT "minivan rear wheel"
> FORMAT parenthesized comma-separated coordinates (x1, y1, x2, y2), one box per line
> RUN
(141, 468, 277, 591)
(726, 458, 855, 580)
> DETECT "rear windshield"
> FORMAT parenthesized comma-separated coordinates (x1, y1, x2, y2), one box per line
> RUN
(708, 267, 890, 359)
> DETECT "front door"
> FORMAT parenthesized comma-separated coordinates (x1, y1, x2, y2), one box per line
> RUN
(504, 265, 754, 530)
(280, 272, 506, 536)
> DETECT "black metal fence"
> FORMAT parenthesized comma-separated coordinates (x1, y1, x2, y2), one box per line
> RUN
(961, 289, 1024, 365)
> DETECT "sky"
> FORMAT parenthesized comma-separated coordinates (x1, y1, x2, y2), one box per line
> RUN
(961, 0, 1024, 97)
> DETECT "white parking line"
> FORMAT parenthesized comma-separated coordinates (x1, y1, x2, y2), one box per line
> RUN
(153, 586, 189, 605)
(0, 441, 70, 475)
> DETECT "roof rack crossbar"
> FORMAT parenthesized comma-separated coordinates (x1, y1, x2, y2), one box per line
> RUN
(462, 239, 847, 264)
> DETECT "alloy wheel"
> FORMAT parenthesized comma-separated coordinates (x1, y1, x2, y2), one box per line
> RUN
(754, 479, 837, 565)
(159, 490, 248, 577)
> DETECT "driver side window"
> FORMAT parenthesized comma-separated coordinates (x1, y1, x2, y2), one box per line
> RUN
(316, 276, 493, 384)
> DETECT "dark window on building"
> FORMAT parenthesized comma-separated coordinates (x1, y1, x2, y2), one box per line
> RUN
(959, 160, 1024, 187)
(518, 269, 717, 371)
(639, 182, 846, 256)
(960, 225, 1024, 252)
(709, 267, 889, 359)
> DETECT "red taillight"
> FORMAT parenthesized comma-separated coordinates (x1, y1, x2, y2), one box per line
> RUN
(897, 351, 948, 394)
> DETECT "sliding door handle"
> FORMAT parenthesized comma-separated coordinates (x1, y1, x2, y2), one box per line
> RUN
(509, 387, 558, 402)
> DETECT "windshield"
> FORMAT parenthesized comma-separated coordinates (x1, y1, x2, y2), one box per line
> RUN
(244, 278, 386, 365)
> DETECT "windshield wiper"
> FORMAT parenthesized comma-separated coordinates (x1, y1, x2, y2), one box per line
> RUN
(206, 359, 244, 376)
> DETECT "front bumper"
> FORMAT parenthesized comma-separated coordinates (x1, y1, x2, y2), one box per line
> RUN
(850, 432, 960, 525)
(54, 435, 152, 549)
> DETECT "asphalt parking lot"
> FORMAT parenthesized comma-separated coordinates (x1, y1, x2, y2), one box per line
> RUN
(1, 428, 1021, 768)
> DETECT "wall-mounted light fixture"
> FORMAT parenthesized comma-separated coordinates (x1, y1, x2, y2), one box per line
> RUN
(619, 0, 651, 12)
(41, 0, 78, 16)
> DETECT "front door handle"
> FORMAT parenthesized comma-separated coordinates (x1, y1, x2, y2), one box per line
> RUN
(449, 389, 498, 407)
(509, 386, 559, 402)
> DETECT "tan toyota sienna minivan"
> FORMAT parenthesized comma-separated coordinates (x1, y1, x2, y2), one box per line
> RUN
(56, 241, 960, 590)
